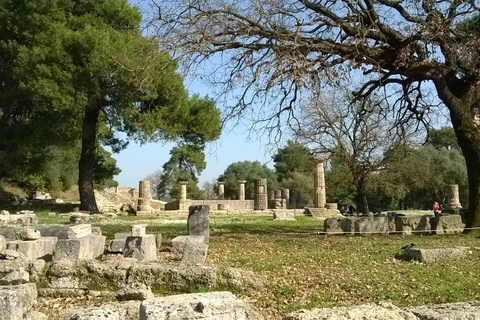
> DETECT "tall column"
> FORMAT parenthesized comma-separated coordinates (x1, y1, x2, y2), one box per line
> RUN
(179, 181, 188, 200)
(254, 179, 268, 210)
(137, 180, 151, 212)
(237, 180, 246, 200)
(217, 181, 225, 200)
(446, 184, 462, 208)
(282, 188, 290, 209)
(313, 158, 326, 208)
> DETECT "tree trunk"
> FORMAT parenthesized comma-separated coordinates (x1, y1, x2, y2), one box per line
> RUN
(435, 78, 480, 230)
(356, 177, 370, 215)
(78, 106, 100, 213)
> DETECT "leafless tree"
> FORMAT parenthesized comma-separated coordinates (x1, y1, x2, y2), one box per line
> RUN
(151, 0, 480, 229)
(293, 88, 422, 214)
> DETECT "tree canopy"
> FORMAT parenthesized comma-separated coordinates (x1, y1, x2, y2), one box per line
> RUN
(153, 0, 480, 229)
(218, 161, 278, 199)
(0, 0, 201, 211)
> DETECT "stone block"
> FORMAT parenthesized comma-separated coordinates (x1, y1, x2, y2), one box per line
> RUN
(395, 216, 432, 235)
(0, 267, 29, 285)
(430, 214, 464, 234)
(355, 217, 392, 234)
(324, 218, 355, 234)
(273, 210, 295, 220)
(7, 237, 57, 261)
(55, 234, 106, 260)
(19, 227, 41, 241)
(69, 213, 90, 225)
(67, 224, 92, 239)
(0, 235, 5, 251)
(181, 238, 208, 264)
(58, 301, 141, 320)
(188, 205, 209, 244)
(107, 239, 126, 253)
(405, 301, 480, 319)
(116, 283, 154, 301)
(155, 234, 162, 248)
(139, 291, 264, 320)
(131, 225, 146, 237)
(124, 235, 156, 261)
(169, 236, 205, 254)
(14, 214, 38, 225)
(402, 246, 469, 264)
(0, 283, 37, 320)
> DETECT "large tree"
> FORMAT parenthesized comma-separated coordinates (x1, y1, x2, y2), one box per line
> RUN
(0, 0, 191, 212)
(153, 1, 480, 229)
(294, 90, 420, 214)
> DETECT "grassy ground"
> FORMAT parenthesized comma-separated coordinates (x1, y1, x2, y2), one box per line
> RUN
(33, 211, 480, 319)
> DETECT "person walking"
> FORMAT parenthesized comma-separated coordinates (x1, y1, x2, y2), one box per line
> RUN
(433, 202, 440, 216)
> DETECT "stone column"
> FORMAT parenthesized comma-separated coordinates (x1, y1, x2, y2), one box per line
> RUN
(179, 181, 188, 200)
(237, 180, 246, 200)
(188, 205, 209, 244)
(282, 189, 290, 209)
(313, 158, 326, 208)
(254, 179, 268, 210)
(446, 184, 462, 208)
(137, 180, 151, 212)
(217, 181, 225, 200)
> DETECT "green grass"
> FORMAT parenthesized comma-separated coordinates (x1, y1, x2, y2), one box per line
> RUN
(34, 212, 480, 319)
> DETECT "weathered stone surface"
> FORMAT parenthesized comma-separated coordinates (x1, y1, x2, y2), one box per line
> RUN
(170, 236, 205, 254)
(116, 283, 154, 301)
(0, 283, 37, 320)
(405, 301, 480, 319)
(131, 225, 147, 237)
(395, 216, 432, 235)
(283, 301, 418, 320)
(70, 213, 90, 225)
(58, 301, 141, 320)
(124, 235, 157, 261)
(0, 259, 46, 283)
(7, 237, 57, 261)
(108, 238, 126, 253)
(155, 233, 162, 248)
(67, 224, 92, 239)
(218, 267, 267, 292)
(139, 291, 264, 320)
(0, 249, 26, 260)
(19, 227, 41, 241)
(355, 217, 393, 234)
(188, 205, 210, 244)
(273, 210, 296, 220)
(32, 311, 48, 320)
(430, 214, 464, 234)
(323, 218, 355, 234)
(48, 259, 217, 293)
(55, 234, 105, 260)
(181, 238, 208, 264)
(0, 267, 29, 285)
(0, 235, 5, 251)
(402, 246, 469, 264)
(305, 207, 341, 218)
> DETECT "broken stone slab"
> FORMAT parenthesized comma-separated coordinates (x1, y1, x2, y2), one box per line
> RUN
(430, 214, 464, 234)
(19, 227, 41, 241)
(6, 237, 57, 261)
(355, 217, 395, 234)
(283, 301, 418, 320)
(405, 301, 480, 319)
(67, 224, 92, 239)
(218, 267, 268, 292)
(402, 246, 470, 264)
(58, 301, 141, 320)
(124, 235, 157, 261)
(155, 234, 162, 248)
(323, 218, 355, 234)
(0, 259, 46, 283)
(0, 249, 27, 260)
(395, 216, 432, 235)
(0, 283, 37, 320)
(55, 234, 106, 261)
(305, 207, 342, 218)
(0, 267, 29, 285)
(181, 238, 208, 264)
(0, 235, 5, 251)
(139, 291, 264, 320)
(188, 205, 209, 244)
(108, 238, 126, 254)
(273, 210, 296, 220)
(69, 213, 90, 225)
(116, 283, 154, 301)
(169, 235, 205, 254)
(131, 225, 147, 237)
